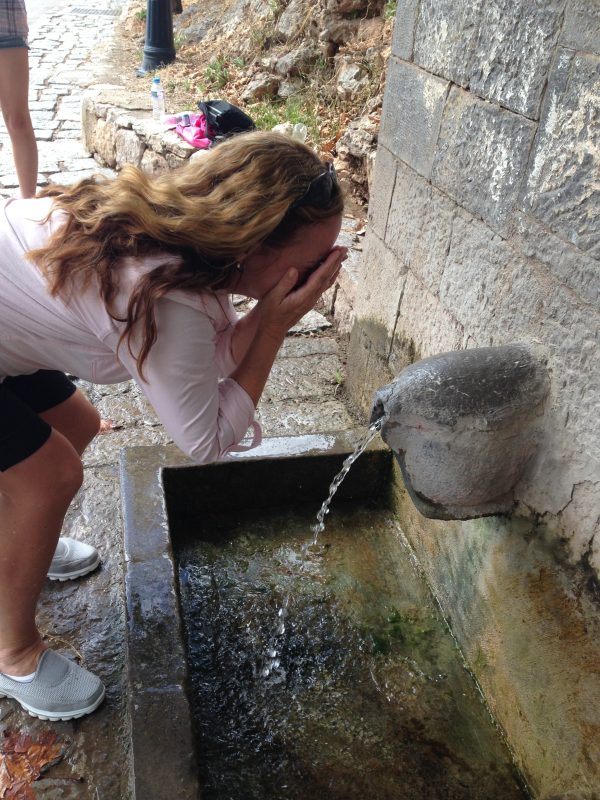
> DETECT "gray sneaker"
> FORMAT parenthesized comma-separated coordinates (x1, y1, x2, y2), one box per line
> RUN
(0, 650, 106, 721)
(47, 537, 100, 581)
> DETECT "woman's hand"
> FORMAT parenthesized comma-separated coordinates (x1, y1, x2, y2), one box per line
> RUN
(231, 245, 347, 406)
(255, 245, 348, 340)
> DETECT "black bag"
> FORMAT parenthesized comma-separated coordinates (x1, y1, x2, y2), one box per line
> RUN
(197, 100, 255, 144)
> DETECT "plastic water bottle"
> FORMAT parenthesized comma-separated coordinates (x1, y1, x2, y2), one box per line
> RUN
(150, 75, 165, 122)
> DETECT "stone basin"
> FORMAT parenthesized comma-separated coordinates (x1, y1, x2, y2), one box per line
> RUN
(120, 433, 528, 799)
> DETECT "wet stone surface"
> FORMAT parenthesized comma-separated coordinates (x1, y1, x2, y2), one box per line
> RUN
(256, 399, 357, 438)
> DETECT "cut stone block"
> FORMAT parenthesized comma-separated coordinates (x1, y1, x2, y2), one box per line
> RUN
(513, 212, 600, 308)
(560, 0, 600, 54)
(431, 86, 536, 231)
(354, 230, 406, 341)
(379, 58, 449, 179)
(385, 160, 455, 293)
(413, 0, 479, 88)
(439, 212, 525, 338)
(522, 49, 600, 260)
(391, 0, 420, 60)
(413, 0, 563, 118)
(396, 271, 464, 359)
(367, 143, 397, 239)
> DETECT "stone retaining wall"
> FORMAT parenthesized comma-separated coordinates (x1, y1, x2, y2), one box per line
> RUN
(81, 84, 198, 174)
(351, 0, 600, 576)
(348, 1, 600, 796)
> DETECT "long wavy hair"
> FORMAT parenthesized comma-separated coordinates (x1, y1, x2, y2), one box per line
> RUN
(30, 131, 344, 376)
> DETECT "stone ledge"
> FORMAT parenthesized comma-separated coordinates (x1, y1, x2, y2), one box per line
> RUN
(81, 83, 199, 174)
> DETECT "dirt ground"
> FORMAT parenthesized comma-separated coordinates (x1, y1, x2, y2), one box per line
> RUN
(104, 0, 390, 217)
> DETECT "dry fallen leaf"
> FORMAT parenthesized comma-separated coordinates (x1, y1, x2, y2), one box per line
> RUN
(321, 129, 344, 154)
(98, 418, 122, 433)
(0, 730, 67, 799)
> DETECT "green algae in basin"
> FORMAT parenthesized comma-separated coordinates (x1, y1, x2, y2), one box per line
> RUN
(175, 505, 527, 800)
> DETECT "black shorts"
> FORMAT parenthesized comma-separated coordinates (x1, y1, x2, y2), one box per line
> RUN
(0, 370, 76, 472)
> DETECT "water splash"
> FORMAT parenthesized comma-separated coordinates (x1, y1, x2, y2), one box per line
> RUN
(261, 594, 290, 681)
(262, 419, 383, 681)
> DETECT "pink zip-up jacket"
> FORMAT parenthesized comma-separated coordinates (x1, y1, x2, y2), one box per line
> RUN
(0, 197, 259, 463)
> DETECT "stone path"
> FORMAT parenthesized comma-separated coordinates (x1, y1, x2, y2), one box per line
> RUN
(0, 0, 122, 197)
(0, 3, 362, 797)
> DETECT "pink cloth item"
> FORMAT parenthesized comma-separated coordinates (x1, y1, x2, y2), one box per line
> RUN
(175, 112, 213, 149)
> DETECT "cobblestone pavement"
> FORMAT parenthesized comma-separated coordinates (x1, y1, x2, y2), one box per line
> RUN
(0, 0, 123, 198)
(0, 3, 361, 797)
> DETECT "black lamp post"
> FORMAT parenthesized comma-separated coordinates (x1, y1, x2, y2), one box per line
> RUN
(137, 0, 176, 76)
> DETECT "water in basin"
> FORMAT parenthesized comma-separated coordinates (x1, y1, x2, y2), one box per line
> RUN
(174, 499, 527, 799)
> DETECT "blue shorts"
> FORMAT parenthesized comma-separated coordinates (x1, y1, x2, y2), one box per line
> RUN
(0, 35, 27, 48)
(0, 370, 76, 471)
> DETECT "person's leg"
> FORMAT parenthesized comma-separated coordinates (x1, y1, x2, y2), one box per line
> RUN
(39, 389, 104, 583)
(40, 389, 102, 456)
(0, 378, 99, 675)
(5, 373, 101, 457)
(4, 374, 103, 582)
(0, 47, 38, 198)
(0, 378, 105, 719)
(0, 429, 84, 676)
(41, 390, 103, 579)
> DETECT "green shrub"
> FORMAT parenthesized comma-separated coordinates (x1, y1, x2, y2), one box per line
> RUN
(248, 97, 320, 144)
(384, 0, 397, 19)
(204, 57, 229, 89)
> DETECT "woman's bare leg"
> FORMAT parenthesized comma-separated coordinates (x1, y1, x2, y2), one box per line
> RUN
(40, 388, 101, 456)
(0, 430, 83, 676)
(0, 390, 101, 677)
(0, 47, 38, 198)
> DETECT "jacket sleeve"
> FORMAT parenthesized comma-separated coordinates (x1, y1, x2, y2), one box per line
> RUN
(113, 295, 257, 464)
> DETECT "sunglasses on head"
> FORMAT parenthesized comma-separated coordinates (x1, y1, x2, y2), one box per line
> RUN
(290, 162, 338, 210)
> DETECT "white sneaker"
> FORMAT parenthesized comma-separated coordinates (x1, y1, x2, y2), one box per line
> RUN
(47, 537, 100, 581)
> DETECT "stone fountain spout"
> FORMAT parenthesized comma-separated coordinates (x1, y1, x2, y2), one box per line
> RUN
(370, 344, 550, 520)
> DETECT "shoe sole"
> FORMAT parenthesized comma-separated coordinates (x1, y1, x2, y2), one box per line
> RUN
(0, 684, 106, 721)
(47, 555, 101, 582)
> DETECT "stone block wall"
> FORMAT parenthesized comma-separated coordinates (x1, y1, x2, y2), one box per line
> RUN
(350, 0, 600, 574)
(81, 84, 198, 174)
(348, 2, 600, 795)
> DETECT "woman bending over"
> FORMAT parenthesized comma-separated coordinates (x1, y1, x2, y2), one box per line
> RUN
(0, 131, 345, 720)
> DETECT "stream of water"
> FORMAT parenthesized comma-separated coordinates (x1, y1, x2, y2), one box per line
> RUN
(262, 419, 384, 681)
(311, 418, 384, 542)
